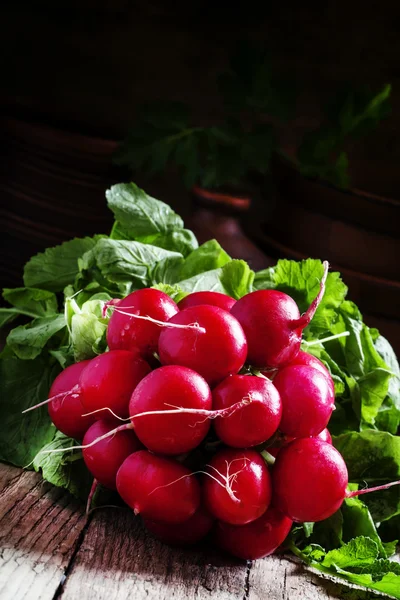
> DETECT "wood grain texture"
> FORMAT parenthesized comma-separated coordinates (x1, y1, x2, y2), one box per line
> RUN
(0, 463, 390, 600)
(59, 507, 248, 600)
(58, 507, 381, 600)
(248, 555, 382, 600)
(0, 463, 86, 600)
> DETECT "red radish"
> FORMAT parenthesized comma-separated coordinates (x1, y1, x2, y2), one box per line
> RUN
(289, 350, 335, 396)
(316, 428, 332, 444)
(268, 428, 332, 458)
(289, 350, 331, 379)
(47, 360, 95, 440)
(203, 448, 271, 525)
(116, 450, 200, 523)
(54, 388, 253, 458)
(272, 440, 400, 522)
(178, 291, 236, 312)
(82, 419, 142, 490)
(272, 438, 348, 522)
(107, 288, 179, 361)
(129, 365, 212, 455)
(215, 506, 293, 560)
(212, 375, 282, 448)
(273, 365, 335, 438)
(158, 305, 247, 386)
(143, 505, 214, 546)
(80, 350, 151, 419)
(230, 261, 329, 368)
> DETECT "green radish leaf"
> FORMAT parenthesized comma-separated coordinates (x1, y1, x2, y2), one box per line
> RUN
(151, 283, 188, 303)
(254, 259, 348, 336)
(342, 496, 387, 558)
(382, 540, 398, 558)
(0, 357, 60, 466)
(24, 237, 101, 292)
(2, 287, 58, 318)
(178, 269, 226, 294)
(136, 230, 198, 257)
(68, 296, 110, 362)
(0, 309, 20, 329)
(220, 260, 254, 299)
(322, 536, 379, 569)
(32, 431, 92, 501)
(334, 430, 400, 483)
(375, 335, 400, 416)
(337, 302, 393, 427)
(293, 537, 400, 599)
(178, 240, 231, 281)
(106, 182, 184, 237)
(150, 255, 185, 286)
(49, 346, 75, 369)
(305, 510, 343, 552)
(76, 238, 183, 297)
(334, 430, 400, 523)
(6, 314, 66, 360)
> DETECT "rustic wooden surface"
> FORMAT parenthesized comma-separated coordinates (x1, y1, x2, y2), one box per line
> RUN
(0, 464, 87, 600)
(0, 462, 387, 600)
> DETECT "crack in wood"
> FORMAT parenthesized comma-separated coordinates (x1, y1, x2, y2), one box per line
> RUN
(52, 514, 93, 600)
(282, 566, 287, 600)
(243, 560, 252, 600)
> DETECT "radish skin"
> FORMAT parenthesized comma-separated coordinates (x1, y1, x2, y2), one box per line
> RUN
(231, 262, 329, 368)
(116, 450, 201, 523)
(159, 305, 247, 386)
(215, 506, 293, 560)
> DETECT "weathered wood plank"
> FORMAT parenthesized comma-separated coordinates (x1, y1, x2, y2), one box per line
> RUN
(60, 506, 391, 600)
(59, 507, 248, 600)
(248, 554, 385, 600)
(1, 464, 391, 600)
(0, 463, 87, 600)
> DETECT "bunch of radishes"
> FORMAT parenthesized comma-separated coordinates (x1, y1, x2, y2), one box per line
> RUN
(38, 261, 395, 561)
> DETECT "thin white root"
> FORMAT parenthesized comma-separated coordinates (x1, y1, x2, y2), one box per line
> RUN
(81, 407, 130, 421)
(303, 331, 350, 347)
(106, 305, 206, 333)
(86, 478, 98, 514)
(38, 423, 133, 455)
(130, 396, 252, 423)
(206, 457, 249, 503)
(346, 479, 400, 498)
(148, 459, 248, 503)
(22, 384, 80, 414)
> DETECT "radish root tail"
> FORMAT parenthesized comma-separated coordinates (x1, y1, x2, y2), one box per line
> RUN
(345, 479, 400, 498)
(289, 260, 329, 331)
(106, 305, 206, 334)
(22, 384, 81, 414)
(86, 478, 98, 514)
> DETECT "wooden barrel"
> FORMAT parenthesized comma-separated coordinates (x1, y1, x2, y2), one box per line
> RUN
(0, 115, 121, 288)
(244, 159, 400, 355)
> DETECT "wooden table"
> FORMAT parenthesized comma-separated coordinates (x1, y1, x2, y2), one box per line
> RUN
(0, 462, 382, 600)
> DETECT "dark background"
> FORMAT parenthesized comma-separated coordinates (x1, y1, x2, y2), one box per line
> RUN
(2, 1, 400, 190)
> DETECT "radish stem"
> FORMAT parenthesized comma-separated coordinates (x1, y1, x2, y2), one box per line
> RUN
(303, 331, 350, 347)
(22, 385, 80, 413)
(106, 306, 206, 333)
(346, 479, 400, 498)
(290, 261, 329, 330)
